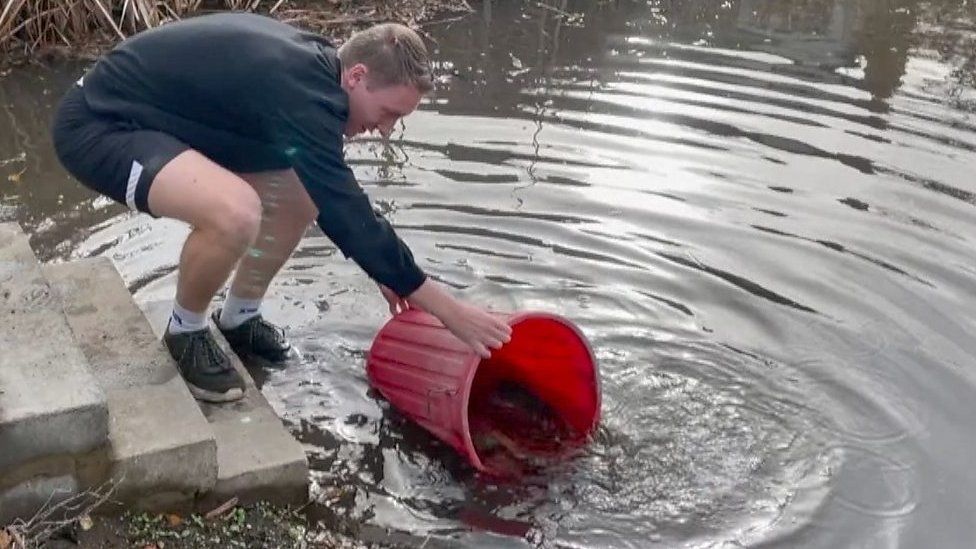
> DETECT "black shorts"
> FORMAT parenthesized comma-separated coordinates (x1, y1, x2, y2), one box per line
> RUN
(51, 84, 189, 217)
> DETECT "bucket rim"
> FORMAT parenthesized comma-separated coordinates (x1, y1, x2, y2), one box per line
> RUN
(459, 310, 602, 473)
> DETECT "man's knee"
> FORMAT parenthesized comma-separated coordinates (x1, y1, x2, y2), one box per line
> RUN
(149, 149, 264, 248)
(207, 188, 263, 250)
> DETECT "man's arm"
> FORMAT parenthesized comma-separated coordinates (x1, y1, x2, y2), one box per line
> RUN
(284, 122, 426, 296)
(274, 80, 511, 355)
(406, 279, 512, 358)
(287, 142, 511, 355)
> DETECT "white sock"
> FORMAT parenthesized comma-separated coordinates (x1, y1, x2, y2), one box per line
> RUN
(219, 293, 262, 329)
(168, 302, 207, 334)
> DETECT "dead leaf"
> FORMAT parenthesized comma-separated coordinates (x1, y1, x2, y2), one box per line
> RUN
(7, 167, 26, 183)
(0, 528, 12, 549)
(165, 513, 183, 527)
(79, 514, 94, 531)
(204, 496, 238, 520)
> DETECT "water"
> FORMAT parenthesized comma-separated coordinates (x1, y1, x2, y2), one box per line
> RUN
(3, 1, 976, 546)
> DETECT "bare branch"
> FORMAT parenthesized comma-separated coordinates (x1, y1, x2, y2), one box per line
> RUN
(4, 480, 118, 549)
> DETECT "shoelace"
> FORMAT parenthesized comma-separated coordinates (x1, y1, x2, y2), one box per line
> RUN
(184, 331, 231, 374)
(252, 317, 287, 348)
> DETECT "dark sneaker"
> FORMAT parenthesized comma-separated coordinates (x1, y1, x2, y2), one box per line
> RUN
(163, 327, 245, 403)
(213, 309, 294, 366)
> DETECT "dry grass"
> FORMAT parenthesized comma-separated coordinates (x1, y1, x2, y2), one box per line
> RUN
(277, 0, 473, 33)
(0, 481, 116, 549)
(0, 0, 474, 64)
(0, 0, 204, 57)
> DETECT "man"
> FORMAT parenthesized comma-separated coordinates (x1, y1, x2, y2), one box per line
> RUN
(51, 13, 512, 403)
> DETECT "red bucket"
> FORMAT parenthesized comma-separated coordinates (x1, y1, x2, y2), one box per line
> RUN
(366, 309, 600, 475)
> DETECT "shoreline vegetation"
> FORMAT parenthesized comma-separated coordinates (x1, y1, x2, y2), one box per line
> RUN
(0, 0, 475, 67)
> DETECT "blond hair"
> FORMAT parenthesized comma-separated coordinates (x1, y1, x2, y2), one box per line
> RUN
(338, 23, 433, 94)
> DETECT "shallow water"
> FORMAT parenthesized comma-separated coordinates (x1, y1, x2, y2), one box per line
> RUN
(3, 1, 976, 547)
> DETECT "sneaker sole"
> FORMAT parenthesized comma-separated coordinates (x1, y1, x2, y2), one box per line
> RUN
(238, 349, 296, 370)
(187, 383, 245, 403)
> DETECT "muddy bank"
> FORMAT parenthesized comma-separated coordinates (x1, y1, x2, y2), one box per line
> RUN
(1, 500, 402, 548)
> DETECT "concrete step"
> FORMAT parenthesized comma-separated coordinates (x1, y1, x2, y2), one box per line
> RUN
(141, 300, 308, 507)
(42, 258, 218, 511)
(0, 223, 109, 522)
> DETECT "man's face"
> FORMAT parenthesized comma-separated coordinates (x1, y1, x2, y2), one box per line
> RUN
(343, 63, 423, 138)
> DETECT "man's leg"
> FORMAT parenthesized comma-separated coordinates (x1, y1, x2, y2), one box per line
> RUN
(147, 149, 263, 401)
(215, 169, 318, 362)
(51, 83, 252, 403)
(149, 151, 264, 313)
(227, 169, 318, 302)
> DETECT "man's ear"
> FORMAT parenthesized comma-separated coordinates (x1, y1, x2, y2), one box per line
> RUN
(348, 63, 369, 89)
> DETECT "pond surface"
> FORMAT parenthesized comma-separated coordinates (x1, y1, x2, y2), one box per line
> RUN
(2, 1, 976, 547)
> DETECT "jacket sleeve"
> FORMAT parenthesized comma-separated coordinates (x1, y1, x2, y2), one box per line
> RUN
(273, 91, 426, 297)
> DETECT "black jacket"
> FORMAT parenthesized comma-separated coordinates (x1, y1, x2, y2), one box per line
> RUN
(81, 12, 426, 296)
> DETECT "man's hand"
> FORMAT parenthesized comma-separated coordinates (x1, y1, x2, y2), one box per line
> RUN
(437, 300, 512, 358)
(378, 283, 411, 315)
(405, 279, 512, 359)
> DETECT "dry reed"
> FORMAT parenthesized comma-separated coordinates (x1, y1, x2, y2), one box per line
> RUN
(0, 0, 473, 64)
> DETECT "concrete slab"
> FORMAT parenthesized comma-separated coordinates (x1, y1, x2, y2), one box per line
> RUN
(0, 474, 79, 526)
(42, 257, 180, 390)
(103, 384, 216, 510)
(0, 223, 108, 472)
(141, 299, 309, 506)
(199, 416, 309, 508)
(0, 223, 62, 315)
(42, 258, 218, 510)
(140, 299, 170, 343)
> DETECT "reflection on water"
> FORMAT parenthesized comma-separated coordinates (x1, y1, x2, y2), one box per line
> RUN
(3, 0, 976, 547)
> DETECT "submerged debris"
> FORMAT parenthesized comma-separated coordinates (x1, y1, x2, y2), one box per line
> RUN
(470, 381, 581, 477)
